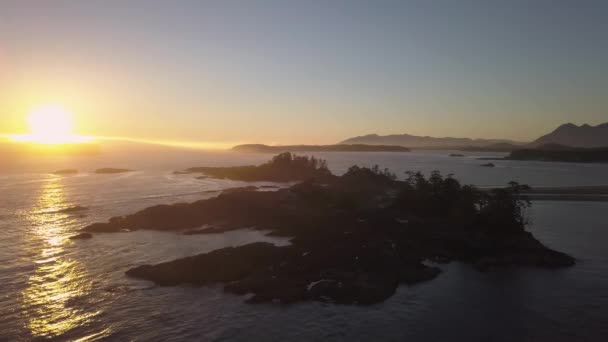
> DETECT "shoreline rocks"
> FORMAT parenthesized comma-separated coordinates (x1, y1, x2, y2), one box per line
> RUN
(83, 154, 575, 305)
(57, 205, 88, 214)
(69, 232, 93, 240)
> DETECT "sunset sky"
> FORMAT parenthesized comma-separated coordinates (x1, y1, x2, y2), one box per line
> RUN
(1, 0, 607, 146)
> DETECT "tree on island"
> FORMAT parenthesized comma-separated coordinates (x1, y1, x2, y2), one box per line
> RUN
(183, 152, 332, 182)
(394, 171, 531, 232)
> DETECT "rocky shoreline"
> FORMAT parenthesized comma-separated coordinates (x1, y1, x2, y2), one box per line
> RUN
(84, 154, 575, 305)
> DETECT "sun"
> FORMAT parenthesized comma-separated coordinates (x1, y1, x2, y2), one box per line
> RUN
(10, 105, 92, 144)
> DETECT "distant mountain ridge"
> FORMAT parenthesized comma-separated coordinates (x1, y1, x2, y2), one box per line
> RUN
(532, 123, 608, 148)
(232, 144, 410, 153)
(339, 133, 522, 149)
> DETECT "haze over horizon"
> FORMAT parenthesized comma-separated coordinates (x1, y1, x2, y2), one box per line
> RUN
(1, 0, 607, 146)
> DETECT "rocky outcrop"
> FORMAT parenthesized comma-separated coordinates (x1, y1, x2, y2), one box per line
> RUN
(125, 218, 571, 305)
(53, 169, 78, 175)
(69, 232, 93, 240)
(83, 154, 575, 305)
(95, 168, 133, 174)
(126, 239, 441, 305)
(57, 206, 88, 213)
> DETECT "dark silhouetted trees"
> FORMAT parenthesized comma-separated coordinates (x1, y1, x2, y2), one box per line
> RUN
(340, 165, 397, 186)
(185, 152, 332, 182)
(394, 171, 530, 232)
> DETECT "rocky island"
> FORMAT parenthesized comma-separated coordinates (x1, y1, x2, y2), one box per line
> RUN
(175, 152, 334, 182)
(85, 153, 574, 305)
(57, 205, 88, 213)
(94, 168, 134, 174)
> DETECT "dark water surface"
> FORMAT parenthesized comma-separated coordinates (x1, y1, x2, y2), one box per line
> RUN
(1, 151, 607, 341)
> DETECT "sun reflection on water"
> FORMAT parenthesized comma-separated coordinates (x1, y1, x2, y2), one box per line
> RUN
(20, 178, 110, 340)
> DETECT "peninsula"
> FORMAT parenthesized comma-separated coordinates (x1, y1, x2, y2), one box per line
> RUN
(506, 147, 608, 163)
(480, 146, 608, 163)
(84, 153, 574, 305)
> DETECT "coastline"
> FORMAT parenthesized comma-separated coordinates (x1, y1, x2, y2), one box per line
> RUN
(481, 185, 608, 202)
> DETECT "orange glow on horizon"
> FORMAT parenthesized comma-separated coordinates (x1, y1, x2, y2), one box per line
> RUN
(9, 105, 93, 144)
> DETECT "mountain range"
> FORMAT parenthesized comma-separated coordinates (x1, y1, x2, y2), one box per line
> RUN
(339, 134, 522, 149)
(339, 122, 608, 149)
(232, 144, 410, 153)
(531, 123, 608, 148)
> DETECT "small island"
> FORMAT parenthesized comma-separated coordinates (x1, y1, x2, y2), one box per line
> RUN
(57, 205, 88, 213)
(176, 152, 334, 182)
(232, 144, 410, 153)
(94, 168, 134, 174)
(53, 169, 79, 175)
(85, 153, 574, 305)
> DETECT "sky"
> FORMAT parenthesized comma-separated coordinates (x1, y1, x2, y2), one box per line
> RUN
(1, 0, 607, 145)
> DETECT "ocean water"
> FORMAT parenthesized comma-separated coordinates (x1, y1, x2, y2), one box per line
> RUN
(1, 151, 607, 341)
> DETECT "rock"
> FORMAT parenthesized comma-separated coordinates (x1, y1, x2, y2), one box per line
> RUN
(79, 154, 575, 305)
(480, 163, 495, 167)
(183, 225, 235, 235)
(221, 186, 258, 194)
(399, 264, 441, 284)
(126, 242, 286, 286)
(83, 222, 122, 233)
(57, 205, 88, 213)
(69, 232, 93, 240)
(173, 170, 193, 175)
(127, 240, 410, 305)
(95, 168, 133, 174)
(468, 232, 576, 270)
(53, 169, 78, 175)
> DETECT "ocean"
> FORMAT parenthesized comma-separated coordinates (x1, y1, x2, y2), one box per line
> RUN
(1, 150, 607, 341)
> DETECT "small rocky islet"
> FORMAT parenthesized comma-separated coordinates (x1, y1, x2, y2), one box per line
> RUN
(94, 168, 134, 174)
(57, 205, 89, 213)
(84, 153, 575, 305)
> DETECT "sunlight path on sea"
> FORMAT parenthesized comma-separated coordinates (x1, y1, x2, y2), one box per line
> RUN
(19, 178, 110, 340)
